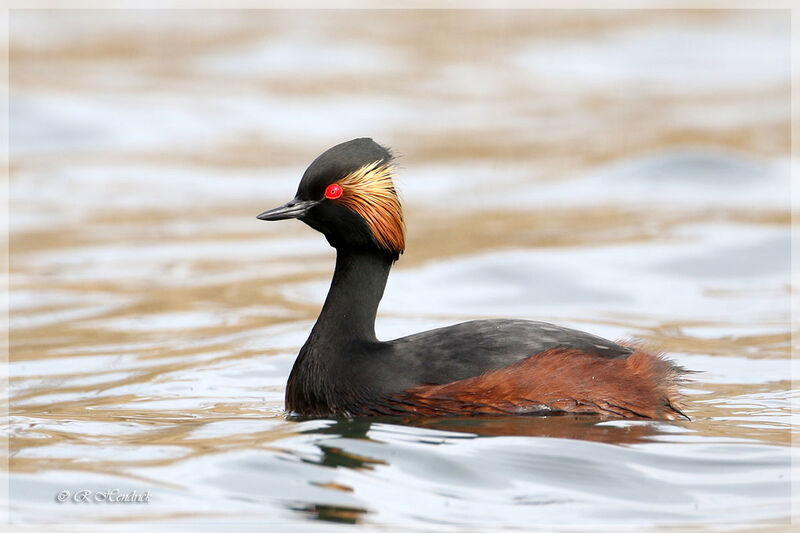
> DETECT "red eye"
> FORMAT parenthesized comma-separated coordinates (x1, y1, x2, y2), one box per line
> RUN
(325, 183, 343, 200)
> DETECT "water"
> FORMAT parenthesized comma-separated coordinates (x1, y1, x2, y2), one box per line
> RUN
(7, 9, 795, 531)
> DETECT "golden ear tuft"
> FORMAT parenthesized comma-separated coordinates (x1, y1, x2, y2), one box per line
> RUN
(336, 161, 405, 255)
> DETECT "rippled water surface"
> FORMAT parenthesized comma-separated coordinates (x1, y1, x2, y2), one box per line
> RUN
(7, 9, 796, 531)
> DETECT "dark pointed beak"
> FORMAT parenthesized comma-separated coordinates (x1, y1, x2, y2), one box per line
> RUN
(257, 198, 317, 221)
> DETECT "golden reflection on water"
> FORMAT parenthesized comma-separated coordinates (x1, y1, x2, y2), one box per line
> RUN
(7, 8, 793, 527)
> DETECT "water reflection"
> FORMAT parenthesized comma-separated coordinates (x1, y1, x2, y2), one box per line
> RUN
(286, 415, 665, 526)
(288, 414, 664, 525)
(299, 415, 663, 444)
(275, 415, 792, 527)
(407, 415, 664, 443)
(289, 502, 368, 525)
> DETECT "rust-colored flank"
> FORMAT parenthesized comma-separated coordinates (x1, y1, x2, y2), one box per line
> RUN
(387, 342, 689, 420)
(337, 161, 405, 255)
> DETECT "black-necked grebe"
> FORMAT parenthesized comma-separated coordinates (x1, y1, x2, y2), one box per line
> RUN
(258, 138, 689, 420)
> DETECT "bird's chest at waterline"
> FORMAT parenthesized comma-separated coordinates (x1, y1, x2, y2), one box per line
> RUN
(285, 341, 389, 417)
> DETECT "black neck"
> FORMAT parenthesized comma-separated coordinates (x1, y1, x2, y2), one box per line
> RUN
(309, 248, 393, 344)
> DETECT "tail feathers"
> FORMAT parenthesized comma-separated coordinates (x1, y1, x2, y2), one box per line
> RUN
(618, 340, 692, 421)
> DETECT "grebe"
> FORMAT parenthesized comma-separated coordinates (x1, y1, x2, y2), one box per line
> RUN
(258, 138, 688, 420)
